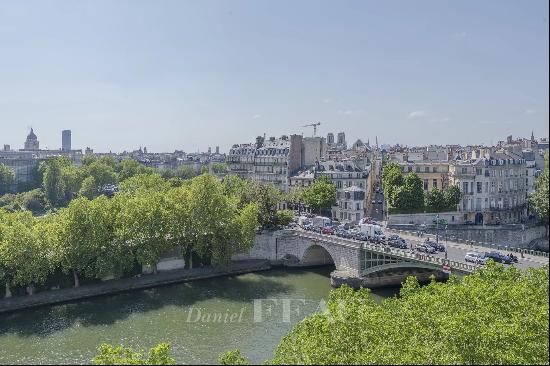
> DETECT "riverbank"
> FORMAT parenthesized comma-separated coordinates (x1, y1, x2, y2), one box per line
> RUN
(0, 259, 271, 315)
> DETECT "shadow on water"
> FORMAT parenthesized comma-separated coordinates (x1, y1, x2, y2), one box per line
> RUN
(0, 273, 294, 338)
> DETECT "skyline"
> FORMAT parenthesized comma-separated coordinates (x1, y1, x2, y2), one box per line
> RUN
(1, 0, 549, 152)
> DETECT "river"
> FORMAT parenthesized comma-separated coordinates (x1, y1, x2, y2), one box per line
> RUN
(0, 267, 399, 364)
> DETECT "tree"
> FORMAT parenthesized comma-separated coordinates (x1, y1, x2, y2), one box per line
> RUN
(118, 173, 169, 195)
(116, 191, 172, 273)
(92, 343, 175, 365)
(302, 175, 336, 215)
(175, 165, 197, 180)
(391, 173, 425, 213)
(382, 162, 404, 207)
(444, 185, 462, 211)
(118, 159, 153, 182)
(42, 158, 66, 207)
(425, 187, 446, 213)
(0, 211, 55, 294)
(57, 196, 132, 286)
(219, 350, 250, 365)
(211, 162, 228, 174)
(0, 164, 15, 195)
(530, 153, 549, 235)
(275, 210, 294, 227)
(267, 263, 549, 365)
(79, 160, 117, 199)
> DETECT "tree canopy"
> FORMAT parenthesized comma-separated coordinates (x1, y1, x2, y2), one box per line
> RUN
(302, 175, 336, 214)
(530, 153, 549, 232)
(92, 343, 175, 365)
(0, 164, 15, 195)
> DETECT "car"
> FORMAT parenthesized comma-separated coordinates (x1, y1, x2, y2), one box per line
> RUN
(464, 220, 475, 225)
(416, 244, 436, 254)
(483, 252, 512, 264)
(425, 240, 445, 252)
(464, 252, 487, 264)
(377, 200, 383, 204)
(371, 200, 376, 204)
(321, 227, 334, 235)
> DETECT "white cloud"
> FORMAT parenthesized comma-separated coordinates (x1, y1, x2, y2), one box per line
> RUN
(408, 110, 428, 119)
(252, 114, 261, 119)
(525, 109, 537, 115)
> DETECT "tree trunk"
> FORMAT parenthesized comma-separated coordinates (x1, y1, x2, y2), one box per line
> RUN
(188, 250, 193, 269)
(73, 270, 80, 288)
(153, 263, 158, 275)
(5, 282, 12, 298)
(26, 284, 35, 296)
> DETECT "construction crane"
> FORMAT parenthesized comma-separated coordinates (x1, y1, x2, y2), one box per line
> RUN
(302, 122, 321, 136)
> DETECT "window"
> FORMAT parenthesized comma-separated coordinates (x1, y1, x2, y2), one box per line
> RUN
(408, 167, 412, 172)
(424, 179, 429, 190)
(433, 179, 438, 188)
(462, 167, 468, 174)
(433, 167, 438, 173)
(462, 182, 469, 193)
(476, 168, 483, 175)
(477, 182, 482, 193)
(425, 167, 430, 173)
(416, 167, 421, 173)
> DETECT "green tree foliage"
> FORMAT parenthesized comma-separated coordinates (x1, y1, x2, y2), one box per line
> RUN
(444, 184, 462, 211)
(79, 160, 117, 199)
(92, 343, 176, 365)
(268, 263, 549, 365)
(0, 211, 55, 293)
(275, 210, 294, 227)
(302, 175, 336, 214)
(116, 191, 171, 273)
(118, 173, 170, 194)
(219, 349, 250, 365)
(392, 173, 425, 213)
(382, 162, 404, 206)
(530, 153, 549, 232)
(425, 187, 446, 213)
(0, 189, 47, 215)
(117, 159, 153, 182)
(222, 175, 283, 229)
(42, 158, 66, 207)
(0, 164, 15, 195)
(211, 162, 228, 174)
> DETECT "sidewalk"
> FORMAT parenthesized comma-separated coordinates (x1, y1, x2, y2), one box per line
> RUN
(0, 259, 271, 315)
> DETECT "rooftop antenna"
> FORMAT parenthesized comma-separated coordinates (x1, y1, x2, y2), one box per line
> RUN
(302, 122, 321, 136)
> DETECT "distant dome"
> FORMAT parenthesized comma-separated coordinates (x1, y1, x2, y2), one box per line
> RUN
(27, 128, 37, 141)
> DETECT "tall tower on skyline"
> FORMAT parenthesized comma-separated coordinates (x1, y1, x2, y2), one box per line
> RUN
(62, 130, 71, 151)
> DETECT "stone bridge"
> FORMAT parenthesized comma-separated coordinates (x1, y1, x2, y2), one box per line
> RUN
(233, 229, 479, 288)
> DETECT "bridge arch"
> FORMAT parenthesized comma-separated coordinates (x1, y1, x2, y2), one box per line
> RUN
(301, 244, 335, 267)
(362, 261, 444, 277)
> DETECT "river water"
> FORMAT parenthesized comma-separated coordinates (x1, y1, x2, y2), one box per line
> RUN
(0, 267, 399, 364)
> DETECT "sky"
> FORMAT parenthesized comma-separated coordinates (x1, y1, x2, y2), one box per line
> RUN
(0, 0, 548, 153)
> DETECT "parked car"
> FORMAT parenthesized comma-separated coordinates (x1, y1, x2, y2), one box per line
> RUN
(371, 200, 376, 204)
(464, 220, 475, 225)
(483, 252, 512, 264)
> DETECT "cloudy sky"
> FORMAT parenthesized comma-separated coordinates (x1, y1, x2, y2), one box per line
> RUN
(0, 0, 548, 153)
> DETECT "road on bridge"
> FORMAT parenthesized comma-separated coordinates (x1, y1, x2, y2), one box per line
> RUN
(389, 230, 549, 271)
